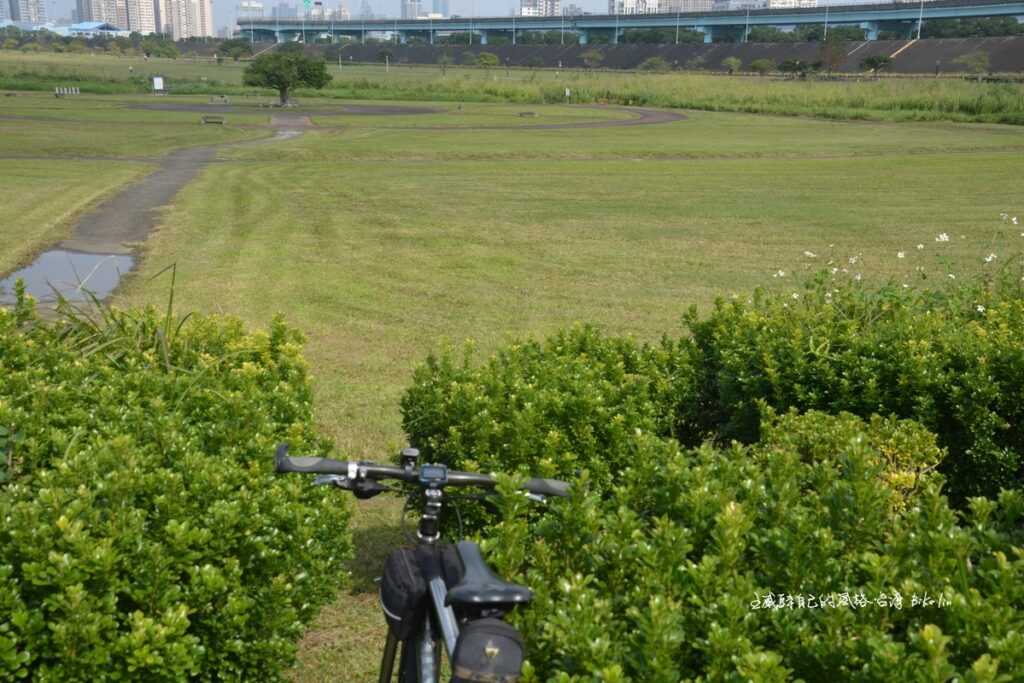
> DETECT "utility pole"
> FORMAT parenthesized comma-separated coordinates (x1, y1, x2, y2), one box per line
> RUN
(823, 4, 829, 41)
(916, 0, 924, 39)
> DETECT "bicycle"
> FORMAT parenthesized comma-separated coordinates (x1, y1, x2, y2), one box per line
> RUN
(275, 443, 570, 683)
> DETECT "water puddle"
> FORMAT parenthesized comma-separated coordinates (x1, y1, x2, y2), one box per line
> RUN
(0, 250, 134, 305)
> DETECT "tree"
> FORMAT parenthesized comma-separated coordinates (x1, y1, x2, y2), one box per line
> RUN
(438, 52, 452, 75)
(638, 56, 671, 72)
(818, 37, 845, 75)
(242, 50, 332, 105)
(860, 54, 893, 75)
(750, 58, 775, 76)
(721, 56, 742, 75)
(954, 50, 990, 81)
(475, 51, 499, 68)
(581, 49, 604, 69)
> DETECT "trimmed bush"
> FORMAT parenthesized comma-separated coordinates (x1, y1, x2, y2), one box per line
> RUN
(678, 277, 1024, 503)
(403, 274, 1024, 505)
(485, 411, 1024, 682)
(401, 325, 692, 486)
(0, 296, 352, 680)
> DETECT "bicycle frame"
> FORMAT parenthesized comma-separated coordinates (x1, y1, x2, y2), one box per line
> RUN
(378, 487, 460, 683)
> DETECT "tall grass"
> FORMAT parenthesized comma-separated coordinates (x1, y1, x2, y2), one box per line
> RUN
(2, 51, 1022, 123)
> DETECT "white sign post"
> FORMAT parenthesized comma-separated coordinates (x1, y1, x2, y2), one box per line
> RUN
(152, 76, 165, 93)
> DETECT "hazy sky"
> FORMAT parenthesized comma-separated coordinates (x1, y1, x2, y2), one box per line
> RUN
(47, 0, 609, 33)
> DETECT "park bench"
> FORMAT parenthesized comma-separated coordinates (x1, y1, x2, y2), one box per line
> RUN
(201, 115, 226, 125)
(54, 86, 80, 97)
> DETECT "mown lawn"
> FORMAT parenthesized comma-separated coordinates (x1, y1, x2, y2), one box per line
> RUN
(108, 104, 1024, 680)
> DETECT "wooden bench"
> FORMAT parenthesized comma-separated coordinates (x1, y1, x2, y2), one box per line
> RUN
(201, 115, 225, 125)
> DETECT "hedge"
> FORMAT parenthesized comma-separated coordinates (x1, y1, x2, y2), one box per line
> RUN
(402, 274, 1024, 505)
(484, 410, 1024, 682)
(0, 294, 352, 680)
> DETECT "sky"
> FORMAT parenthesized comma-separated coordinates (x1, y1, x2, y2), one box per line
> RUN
(46, 0, 608, 33)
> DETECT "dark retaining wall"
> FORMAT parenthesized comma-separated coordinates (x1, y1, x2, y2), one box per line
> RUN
(301, 36, 1024, 74)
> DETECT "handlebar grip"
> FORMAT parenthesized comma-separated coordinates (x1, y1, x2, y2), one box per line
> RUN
(523, 478, 570, 498)
(275, 443, 353, 474)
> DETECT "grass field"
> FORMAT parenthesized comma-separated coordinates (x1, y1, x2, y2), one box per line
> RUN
(105, 101, 1022, 679)
(3, 51, 1024, 123)
(2, 67, 1023, 679)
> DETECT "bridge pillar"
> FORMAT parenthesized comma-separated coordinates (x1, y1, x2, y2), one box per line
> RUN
(860, 21, 879, 40)
(612, 27, 623, 45)
(578, 29, 589, 45)
(479, 30, 488, 45)
(275, 30, 283, 43)
(398, 30, 408, 44)
(694, 25, 712, 43)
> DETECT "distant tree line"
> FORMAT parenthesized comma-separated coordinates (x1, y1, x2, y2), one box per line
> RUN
(0, 27, 180, 57)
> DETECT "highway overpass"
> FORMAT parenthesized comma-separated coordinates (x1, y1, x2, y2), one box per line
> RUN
(238, 0, 1024, 44)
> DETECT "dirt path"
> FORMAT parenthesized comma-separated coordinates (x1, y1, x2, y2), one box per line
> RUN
(0, 121, 291, 305)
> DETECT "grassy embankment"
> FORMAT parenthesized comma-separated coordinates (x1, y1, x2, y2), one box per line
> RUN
(2, 51, 1023, 123)
(107, 104, 1024, 679)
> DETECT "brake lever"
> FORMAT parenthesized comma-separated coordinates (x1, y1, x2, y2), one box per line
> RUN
(313, 474, 352, 488)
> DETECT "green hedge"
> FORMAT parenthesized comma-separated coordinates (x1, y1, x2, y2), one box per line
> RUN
(486, 411, 1024, 682)
(678, 277, 1024, 504)
(0, 296, 351, 680)
(401, 325, 689, 486)
(403, 276, 1024, 504)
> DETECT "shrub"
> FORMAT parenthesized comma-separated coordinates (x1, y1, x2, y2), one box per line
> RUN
(0, 296, 352, 680)
(637, 56, 671, 72)
(679, 275, 1024, 503)
(750, 58, 775, 76)
(485, 411, 1024, 681)
(401, 325, 692, 486)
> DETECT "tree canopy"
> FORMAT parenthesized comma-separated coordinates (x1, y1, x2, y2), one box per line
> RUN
(242, 50, 332, 104)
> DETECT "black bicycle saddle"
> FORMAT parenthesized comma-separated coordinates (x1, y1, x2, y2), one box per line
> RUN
(445, 541, 533, 607)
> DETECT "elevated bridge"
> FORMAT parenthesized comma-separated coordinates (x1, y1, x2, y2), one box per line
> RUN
(238, 0, 1024, 44)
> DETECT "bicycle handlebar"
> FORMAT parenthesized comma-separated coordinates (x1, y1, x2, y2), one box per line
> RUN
(274, 443, 570, 498)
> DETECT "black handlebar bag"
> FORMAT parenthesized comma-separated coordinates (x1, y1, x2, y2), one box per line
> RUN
(451, 618, 525, 683)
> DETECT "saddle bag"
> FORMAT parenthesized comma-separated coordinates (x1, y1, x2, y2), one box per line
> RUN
(451, 618, 525, 683)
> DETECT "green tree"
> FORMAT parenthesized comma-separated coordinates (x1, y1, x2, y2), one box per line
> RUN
(860, 54, 893, 75)
(581, 48, 604, 69)
(242, 50, 332, 105)
(818, 37, 845, 75)
(749, 58, 775, 76)
(476, 51, 499, 68)
(638, 56, 671, 72)
(721, 56, 742, 74)
(438, 52, 452, 75)
(954, 50, 990, 81)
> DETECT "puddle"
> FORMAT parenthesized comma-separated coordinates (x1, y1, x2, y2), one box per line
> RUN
(0, 250, 134, 305)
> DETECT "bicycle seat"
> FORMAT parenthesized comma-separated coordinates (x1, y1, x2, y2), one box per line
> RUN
(445, 541, 533, 607)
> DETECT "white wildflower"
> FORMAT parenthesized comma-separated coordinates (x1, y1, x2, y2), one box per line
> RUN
(897, 251, 906, 259)
(976, 305, 985, 314)
(936, 233, 950, 242)
(792, 292, 800, 300)
(984, 253, 997, 263)
(830, 267, 839, 275)
(773, 269, 786, 278)
(848, 255, 859, 265)
(803, 251, 817, 258)
(854, 273, 862, 282)
(1013, 216, 1019, 225)
(948, 273, 956, 280)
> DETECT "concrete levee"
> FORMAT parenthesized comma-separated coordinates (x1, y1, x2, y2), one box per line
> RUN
(309, 36, 1024, 73)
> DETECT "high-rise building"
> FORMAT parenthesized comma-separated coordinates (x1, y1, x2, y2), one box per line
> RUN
(7, 0, 47, 23)
(358, 0, 372, 18)
(77, 0, 158, 32)
(0, 0, 8, 20)
(271, 2, 297, 17)
(400, 0, 421, 18)
(608, 0, 658, 14)
(238, 0, 264, 17)
(520, 0, 559, 16)
(432, 0, 447, 17)
(661, 0, 711, 11)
